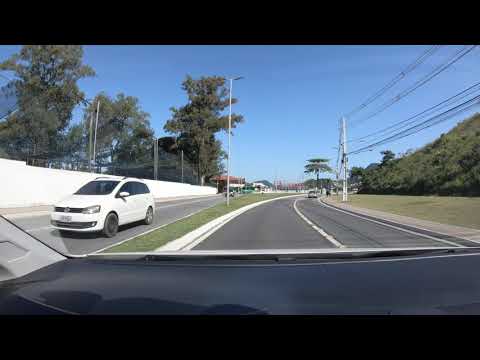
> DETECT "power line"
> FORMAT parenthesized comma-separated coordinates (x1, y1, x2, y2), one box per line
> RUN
(348, 81, 480, 144)
(350, 45, 477, 128)
(348, 94, 480, 155)
(344, 45, 441, 118)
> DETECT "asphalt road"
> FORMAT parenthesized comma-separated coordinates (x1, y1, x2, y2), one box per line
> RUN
(7, 195, 224, 255)
(195, 196, 464, 250)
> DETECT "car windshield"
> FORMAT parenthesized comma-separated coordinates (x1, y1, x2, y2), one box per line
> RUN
(74, 181, 120, 195)
(1, 45, 480, 259)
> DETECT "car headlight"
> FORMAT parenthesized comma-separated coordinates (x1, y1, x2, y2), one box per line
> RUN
(82, 205, 101, 214)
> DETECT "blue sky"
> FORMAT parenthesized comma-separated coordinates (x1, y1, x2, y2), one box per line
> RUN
(1, 45, 479, 183)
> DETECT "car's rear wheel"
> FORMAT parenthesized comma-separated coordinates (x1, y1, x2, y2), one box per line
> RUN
(103, 212, 119, 238)
(144, 206, 154, 225)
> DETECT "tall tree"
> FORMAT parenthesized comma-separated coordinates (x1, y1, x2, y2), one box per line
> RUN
(0, 45, 95, 160)
(350, 166, 365, 187)
(304, 178, 333, 190)
(81, 92, 154, 171)
(380, 150, 395, 165)
(164, 75, 244, 185)
(304, 158, 332, 191)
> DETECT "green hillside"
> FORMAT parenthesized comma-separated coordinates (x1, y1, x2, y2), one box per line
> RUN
(356, 113, 480, 196)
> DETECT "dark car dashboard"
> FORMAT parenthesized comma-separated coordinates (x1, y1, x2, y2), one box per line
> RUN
(2, 249, 480, 315)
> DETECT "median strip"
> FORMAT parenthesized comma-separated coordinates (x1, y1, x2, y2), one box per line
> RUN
(103, 193, 298, 253)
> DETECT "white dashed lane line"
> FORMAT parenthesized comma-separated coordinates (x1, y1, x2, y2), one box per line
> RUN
(293, 198, 345, 248)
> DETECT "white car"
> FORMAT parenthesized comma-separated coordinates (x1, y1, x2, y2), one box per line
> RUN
(51, 177, 155, 237)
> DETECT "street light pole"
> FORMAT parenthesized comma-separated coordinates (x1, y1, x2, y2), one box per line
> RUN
(93, 100, 100, 171)
(88, 111, 94, 172)
(226, 76, 243, 206)
(153, 137, 158, 180)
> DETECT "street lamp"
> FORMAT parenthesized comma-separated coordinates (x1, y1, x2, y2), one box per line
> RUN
(226, 76, 244, 206)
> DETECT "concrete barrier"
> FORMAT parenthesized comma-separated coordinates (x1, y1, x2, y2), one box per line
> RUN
(0, 158, 216, 208)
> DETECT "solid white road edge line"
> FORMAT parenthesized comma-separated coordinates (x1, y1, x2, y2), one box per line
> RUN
(322, 198, 480, 245)
(26, 225, 52, 232)
(293, 199, 345, 248)
(318, 198, 465, 248)
(158, 194, 304, 252)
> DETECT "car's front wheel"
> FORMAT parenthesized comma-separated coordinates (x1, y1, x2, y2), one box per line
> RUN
(144, 206, 154, 225)
(103, 212, 119, 238)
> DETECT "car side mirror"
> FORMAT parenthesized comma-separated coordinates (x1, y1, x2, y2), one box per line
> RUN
(119, 191, 130, 198)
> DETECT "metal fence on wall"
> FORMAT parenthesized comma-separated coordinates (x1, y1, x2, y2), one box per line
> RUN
(0, 84, 200, 185)
(10, 141, 200, 185)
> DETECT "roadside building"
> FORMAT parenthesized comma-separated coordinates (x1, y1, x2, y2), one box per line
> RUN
(211, 175, 246, 193)
(251, 182, 270, 192)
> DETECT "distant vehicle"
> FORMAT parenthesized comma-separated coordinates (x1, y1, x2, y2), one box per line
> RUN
(307, 190, 318, 198)
(51, 177, 155, 237)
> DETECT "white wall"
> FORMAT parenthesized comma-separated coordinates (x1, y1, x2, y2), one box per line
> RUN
(0, 158, 217, 208)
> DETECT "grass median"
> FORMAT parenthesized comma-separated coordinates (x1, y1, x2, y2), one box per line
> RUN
(330, 194, 480, 229)
(103, 192, 296, 253)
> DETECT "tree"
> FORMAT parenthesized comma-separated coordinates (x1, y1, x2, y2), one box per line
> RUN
(304, 158, 332, 191)
(0, 46, 95, 160)
(164, 75, 244, 185)
(81, 92, 154, 172)
(380, 150, 395, 165)
(355, 113, 480, 195)
(304, 178, 332, 190)
(350, 166, 365, 187)
(61, 123, 87, 170)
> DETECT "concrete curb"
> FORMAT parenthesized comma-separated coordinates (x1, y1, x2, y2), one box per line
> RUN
(156, 194, 304, 251)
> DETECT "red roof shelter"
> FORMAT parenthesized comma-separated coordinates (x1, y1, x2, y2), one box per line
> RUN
(211, 175, 245, 193)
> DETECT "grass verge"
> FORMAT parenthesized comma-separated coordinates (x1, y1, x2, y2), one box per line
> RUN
(330, 194, 480, 229)
(103, 193, 295, 253)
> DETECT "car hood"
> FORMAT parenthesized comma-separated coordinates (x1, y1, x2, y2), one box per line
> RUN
(55, 195, 109, 208)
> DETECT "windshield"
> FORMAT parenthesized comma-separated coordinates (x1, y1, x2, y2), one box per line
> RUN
(1, 45, 480, 259)
(74, 181, 120, 195)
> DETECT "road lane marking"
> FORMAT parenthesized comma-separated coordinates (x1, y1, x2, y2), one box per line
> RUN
(293, 198, 345, 248)
(26, 225, 52, 232)
(161, 194, 305, 251)
(318, 199, 465, 248)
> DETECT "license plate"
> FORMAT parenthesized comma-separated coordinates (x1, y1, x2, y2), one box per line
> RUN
(60, 215, 72, 222)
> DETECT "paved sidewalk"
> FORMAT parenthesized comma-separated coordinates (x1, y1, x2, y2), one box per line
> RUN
(323, 197, 480, 243)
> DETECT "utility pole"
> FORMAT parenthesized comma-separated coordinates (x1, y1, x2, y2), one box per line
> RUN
(335, 169, 339, 197)
(342, 116, 348, 202)
(181, 150, 184, 183)
(153, 137, 158, 180)
(92, 100, 100, 171)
